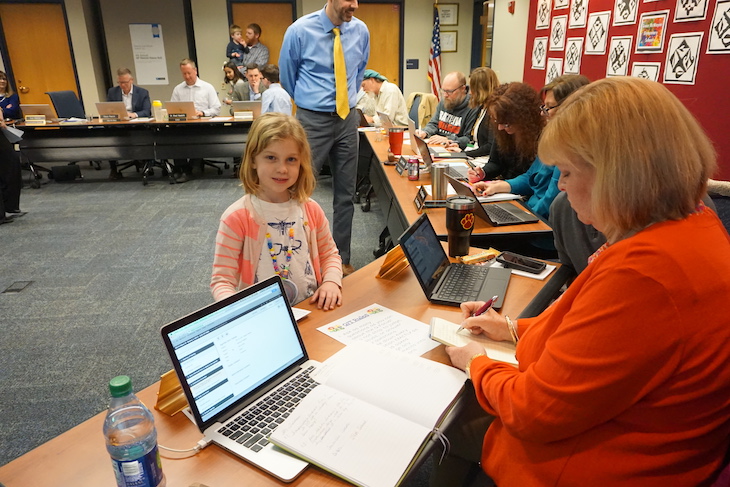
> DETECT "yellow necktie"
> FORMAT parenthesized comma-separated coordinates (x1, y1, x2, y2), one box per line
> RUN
(333, 27, 349, 119)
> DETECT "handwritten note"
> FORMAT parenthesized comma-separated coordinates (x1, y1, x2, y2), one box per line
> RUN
(317, 304, 439, 356)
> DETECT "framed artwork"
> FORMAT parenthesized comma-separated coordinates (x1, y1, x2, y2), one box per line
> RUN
(564, 38, 585, 73)
(569, 0, 590, 28)
(674, 0, 709, 22)
(607, 36, 633, 76)
(536, 0, 552, 29)
(707, 0, 730, 53)
(532, 37, 549, 69)
(614, 0, 639, 25)
(636, 10, 670, 53)
(664, 32, 703, 83)
(441, 31, 458, 52)
(631, 61, 662, 80)
(438, 4, 459, 26)
(555, 0, 570, 8)
(585, 11, 612, 54)
(550, 15, 568, 50)
(546, 58, 564, 84)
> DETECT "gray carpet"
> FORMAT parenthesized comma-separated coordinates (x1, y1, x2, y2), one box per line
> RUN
(0, 161, 385, 467)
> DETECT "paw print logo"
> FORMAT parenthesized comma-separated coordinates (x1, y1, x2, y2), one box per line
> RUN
(461, 213, 474, 230)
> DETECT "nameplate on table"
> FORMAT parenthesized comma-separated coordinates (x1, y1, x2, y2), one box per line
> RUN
(395, 156, 408, 176)
(413, 185, 427, 213)
(24, 115, 46, 126)
(101, 114, 119, 121)
(233, 110, 254, 121)
(168, 113, 187, 121)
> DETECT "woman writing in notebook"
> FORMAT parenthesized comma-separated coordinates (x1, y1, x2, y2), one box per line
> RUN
(467, 82, 560, 219)
(438, 78, 730, 486)
(210, 113, 343, 309)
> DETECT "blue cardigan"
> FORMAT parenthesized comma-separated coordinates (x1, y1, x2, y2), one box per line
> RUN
(505, 157, 561, 219)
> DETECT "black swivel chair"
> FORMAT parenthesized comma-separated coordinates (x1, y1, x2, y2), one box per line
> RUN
(46, 90, 102, 171)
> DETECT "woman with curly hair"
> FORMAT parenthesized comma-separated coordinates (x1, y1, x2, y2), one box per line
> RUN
(468, 82, 559, 219)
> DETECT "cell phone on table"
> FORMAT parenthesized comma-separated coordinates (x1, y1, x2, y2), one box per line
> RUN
(496, 251, 547, 274)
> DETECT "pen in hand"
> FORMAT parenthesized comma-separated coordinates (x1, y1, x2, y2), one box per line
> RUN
(457, 295, 499, 333)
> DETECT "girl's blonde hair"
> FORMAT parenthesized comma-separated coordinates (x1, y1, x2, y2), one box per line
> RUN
(239, 113, 316, 202)
(539, 77, 716, 243)
(468, 67, 499, 109)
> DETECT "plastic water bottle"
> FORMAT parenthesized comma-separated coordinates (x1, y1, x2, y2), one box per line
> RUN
(152, 100, 163, 122)
(104, 375, 166, 487)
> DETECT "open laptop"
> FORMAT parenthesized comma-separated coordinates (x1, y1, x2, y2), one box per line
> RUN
(376, 110, 394, 129)
(164, 101, 199, 120)
(95, 101, 129, 121)
(356, 108, 372, 127)
(231, 100, 262, 120)
(398, 213, 511, 308)
(445, 174, 540, 226)
(413, 134, 471, 179)
(19, 104, 59, 121)
(160, 276, 317, 482)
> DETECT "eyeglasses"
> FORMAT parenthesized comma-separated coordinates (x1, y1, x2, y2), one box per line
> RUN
(540, 104, 560, 115)
(440, 85, 465, 96)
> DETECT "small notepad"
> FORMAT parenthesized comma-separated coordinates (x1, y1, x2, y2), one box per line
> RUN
(430, 316, 518, 365)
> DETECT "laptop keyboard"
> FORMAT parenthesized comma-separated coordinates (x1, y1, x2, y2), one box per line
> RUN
(437, 264, 490, 301)
(446, 166, 468, 179)
(484, 204, 523, 225)
(217, 366, 318, 452)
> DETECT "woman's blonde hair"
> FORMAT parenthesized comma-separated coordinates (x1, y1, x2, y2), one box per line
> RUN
(468, 67, 499, 109)
(239, 113, 316, 202)
(539, 77, 716, 242)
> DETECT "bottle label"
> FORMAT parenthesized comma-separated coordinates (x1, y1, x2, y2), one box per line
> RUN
(111, 445, 164, 487)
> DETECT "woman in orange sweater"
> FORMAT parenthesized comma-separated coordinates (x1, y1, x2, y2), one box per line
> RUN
(443, 77, 730, 486)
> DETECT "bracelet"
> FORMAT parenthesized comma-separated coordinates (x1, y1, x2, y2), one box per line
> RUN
(505, 315, 518, 345)
(465, 353, 486, 379)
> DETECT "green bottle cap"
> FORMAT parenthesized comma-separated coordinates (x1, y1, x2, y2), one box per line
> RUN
(109, 375, 133, 397)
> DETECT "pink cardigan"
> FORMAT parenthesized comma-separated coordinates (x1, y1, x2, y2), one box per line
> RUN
(211, 195, 342, 301)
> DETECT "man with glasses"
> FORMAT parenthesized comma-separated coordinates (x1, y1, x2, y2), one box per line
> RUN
(414, 71, 479, 150)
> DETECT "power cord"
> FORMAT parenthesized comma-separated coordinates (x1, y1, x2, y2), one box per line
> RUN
(158, 438, 212, 458)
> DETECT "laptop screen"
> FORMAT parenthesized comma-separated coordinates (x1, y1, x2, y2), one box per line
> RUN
(398, 214, 450, 296)
(162, 277, 307, 428)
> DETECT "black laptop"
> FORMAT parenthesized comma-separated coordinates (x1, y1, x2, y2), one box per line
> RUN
(398, 214, 511, 308)
(445, 174, 540, 226)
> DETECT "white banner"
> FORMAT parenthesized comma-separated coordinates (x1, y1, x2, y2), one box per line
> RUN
(129, 23, 168, 85)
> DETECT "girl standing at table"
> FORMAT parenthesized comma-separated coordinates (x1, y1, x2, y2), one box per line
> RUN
(0, 71, 21, 120)
(211, 112, 343, 309)
(219, 61, 246, 115)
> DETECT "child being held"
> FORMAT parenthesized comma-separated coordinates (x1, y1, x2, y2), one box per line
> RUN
(211, 113, 343, 310)
(226, 24, 246, 68)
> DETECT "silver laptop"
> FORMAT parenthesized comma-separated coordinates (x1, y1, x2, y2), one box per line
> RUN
(95, 101, 129, 121)
(406, 118, 420, 155)
(164, 101, 199, 120)
(376, 110, 394, 129)
(398, 213, 511, 308)
(445, 174, 540, 226)
(160, 276, 317, 482)
(231, 100, 262, 119)
(20, 104, 59, 121)
(413, 134, 471, 179)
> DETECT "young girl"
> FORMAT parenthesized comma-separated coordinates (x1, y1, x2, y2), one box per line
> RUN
(219, 61, 246, 115)
(211, 112, 343, 310)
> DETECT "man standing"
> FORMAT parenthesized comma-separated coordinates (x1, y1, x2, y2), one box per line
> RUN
(106, 68, 151, 179)
(171, 58, 221, 182)
(240, 23, 270, 67)
(260, 64, 292, 115)
(415, 71, 479, 150)
(280, 0, 370, 276)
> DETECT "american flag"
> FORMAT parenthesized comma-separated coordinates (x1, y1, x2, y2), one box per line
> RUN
(428, 6, 442, 100)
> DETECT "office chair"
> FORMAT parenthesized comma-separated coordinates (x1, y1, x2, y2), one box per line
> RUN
(46, 90, 102, 171)
(406, 92, 438, 131)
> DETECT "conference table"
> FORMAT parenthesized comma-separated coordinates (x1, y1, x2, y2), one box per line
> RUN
(17, 117, 251, 165)
(0, 247, 563, 487)
(360, 130, 553, 254)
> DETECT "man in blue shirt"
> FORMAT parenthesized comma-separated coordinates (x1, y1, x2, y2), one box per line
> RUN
(280, 0, 370, 276)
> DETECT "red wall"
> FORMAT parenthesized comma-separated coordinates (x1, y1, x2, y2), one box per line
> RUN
(522, 0, 730, 180)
